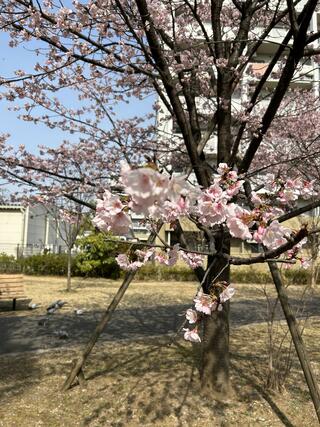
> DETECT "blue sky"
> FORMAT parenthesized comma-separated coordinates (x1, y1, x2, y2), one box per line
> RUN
(0, 32, 155, 154)
(1, 33, 63, 152)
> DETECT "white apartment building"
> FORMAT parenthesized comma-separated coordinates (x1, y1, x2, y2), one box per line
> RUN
(155, 2, 320, 250)
(157, 2, 320, 168)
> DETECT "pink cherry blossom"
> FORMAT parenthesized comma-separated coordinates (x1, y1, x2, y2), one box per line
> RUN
(180, 251, 204, 269)
(155, 244, 180, 266)
(198, 199, 228, 226)
(226, 205, 252, 240)
(251, 192, 263, 206)
(93, 190, 132, 235)
(194, 290, 214, 315)
(219, 286, 236, 303)
(116, 248, 154, 271)
(93, 210, 131, 235)
(226, 180, 244, 197)
(206, 183, 223, 200)
(122, 166, 169, 213)
(116, 254, 138, 270)
(210, 286, 235, 311)
(227, 217, 252, 240)
(135, 249, 155, 263)
(300, 181, 314, 199)
(217, 163, 230, 175)
(159, 198, 189, 222)
(278, 189, 298, 204)
(167, 175, 193, 202)
(183, 328, 201, 343)
(300, 257, 311, 269)
(253, 225, 266, 243)
(96, 190, 124, 215)
(185, 308, 198, 324)
(110, 212, 132, 234)
(261, 221, 291, 249)
(227, 171, 238, 181)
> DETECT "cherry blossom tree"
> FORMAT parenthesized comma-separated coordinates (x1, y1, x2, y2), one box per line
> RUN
(51, 199, 85, 291)
(1, 0, 320, 410)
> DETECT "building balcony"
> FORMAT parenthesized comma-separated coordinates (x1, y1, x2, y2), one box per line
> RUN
(247, 62, 315, 87)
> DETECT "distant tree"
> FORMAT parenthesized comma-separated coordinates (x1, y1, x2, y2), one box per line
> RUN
(43, 197, 86, 291)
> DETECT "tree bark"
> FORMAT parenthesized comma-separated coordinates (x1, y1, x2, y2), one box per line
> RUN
(200, 235, 232, 399)
(66, 247, 72, 292)
(310, 259, 316, 287)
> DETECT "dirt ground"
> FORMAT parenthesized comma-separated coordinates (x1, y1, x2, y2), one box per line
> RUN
(0, 276, 320, 427)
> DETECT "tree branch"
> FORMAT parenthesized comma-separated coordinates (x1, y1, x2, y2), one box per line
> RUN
(229, 227, 308, 265)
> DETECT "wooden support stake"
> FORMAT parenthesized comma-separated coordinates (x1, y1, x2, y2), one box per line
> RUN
(62, 230, 158, 391)
(268, 261, 320, 423)
(62, 269, 138, 391)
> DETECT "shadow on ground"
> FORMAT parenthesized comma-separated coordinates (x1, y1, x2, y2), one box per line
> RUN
(1, 294, 320, 355)
(1, 292, 319, 426)
(74, 338, 308, 427)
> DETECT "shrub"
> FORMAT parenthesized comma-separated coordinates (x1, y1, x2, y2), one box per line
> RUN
(75, 232, 124, 279)
(282, 268, 311, 285)
(134, 264, 197, 281)
(0, 253, 21, 273)
(133, 264, 315, 284)
(231, 268, 271, 284)
(21, 253, 73, 276)
(231, 266, 315, 285)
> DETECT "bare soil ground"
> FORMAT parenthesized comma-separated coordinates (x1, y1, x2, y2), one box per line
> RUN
(0, 276, 319, 427)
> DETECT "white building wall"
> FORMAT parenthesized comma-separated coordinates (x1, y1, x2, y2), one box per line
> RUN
(26, 205, 66, 251)
(26, 205, 47, 247)
(0, 204, 68, 257)
(0, 207, 24, 257)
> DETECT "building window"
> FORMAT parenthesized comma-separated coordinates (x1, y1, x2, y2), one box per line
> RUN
(169, 229, 207, 251)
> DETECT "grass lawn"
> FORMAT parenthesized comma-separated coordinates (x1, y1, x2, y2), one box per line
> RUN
(0, 276, 319, 426)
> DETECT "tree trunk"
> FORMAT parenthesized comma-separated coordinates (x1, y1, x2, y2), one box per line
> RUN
(66, 247, 72, 292)
(199, 67, 233, 399)
(200, 235, 232, 399)
(310, 258, 317, 288)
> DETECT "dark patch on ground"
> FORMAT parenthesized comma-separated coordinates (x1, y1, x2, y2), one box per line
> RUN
(1, 294, 319, 355)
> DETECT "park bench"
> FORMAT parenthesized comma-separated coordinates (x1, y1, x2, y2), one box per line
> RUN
(0, 274, 27, 310)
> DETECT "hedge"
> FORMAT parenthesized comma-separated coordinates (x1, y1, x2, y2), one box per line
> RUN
(0, 252, 119, 278)
(0, 253, 21, 273)
(0, 252, 317, 284)
(130, 265, 317, 284)
(22, 253, 73, 276)
(133, 264, 197, 281)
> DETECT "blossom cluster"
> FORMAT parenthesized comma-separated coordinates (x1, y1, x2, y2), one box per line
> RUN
(115, 244, 204, 271)
(183, 284, 236, 343)
(264, 175, 314, 204)
(284, 237, 311, 269)
(92, 189, 131, 235)
(93, 162, 314, 269)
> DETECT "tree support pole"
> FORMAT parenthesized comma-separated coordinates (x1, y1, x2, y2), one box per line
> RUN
(62, 230, 158, 391)
(268, 261, 320, 423)
(62, 269, 137, 391)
